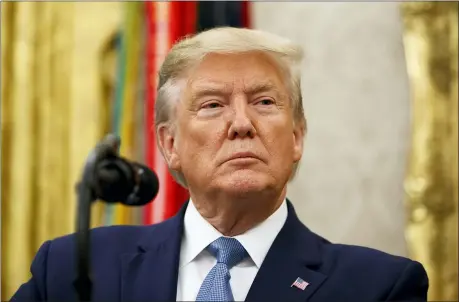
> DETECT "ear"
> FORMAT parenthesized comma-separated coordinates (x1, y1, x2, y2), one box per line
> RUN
(293, 119, 306, 163)
(157, 124, 181, 171)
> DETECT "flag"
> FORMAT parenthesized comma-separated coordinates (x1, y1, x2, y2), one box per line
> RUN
(143, 2, 196, 224)
(104, 2, 144, 226)
(291, 277, 309, 290)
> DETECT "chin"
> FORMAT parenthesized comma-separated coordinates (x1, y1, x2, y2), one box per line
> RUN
(216, 170, 273, 197)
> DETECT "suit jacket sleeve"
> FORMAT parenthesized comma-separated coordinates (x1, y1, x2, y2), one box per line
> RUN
(10, 240, 51, 302)
(386, 260, 429, 301)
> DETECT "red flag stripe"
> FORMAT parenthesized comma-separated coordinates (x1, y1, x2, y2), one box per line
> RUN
(163, 1, 196, 219)
(151, 2, 171, 224)
(144, 2, 192, 225)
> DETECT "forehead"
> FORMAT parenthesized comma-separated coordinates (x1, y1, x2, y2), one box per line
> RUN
(185, 52, 288, 94)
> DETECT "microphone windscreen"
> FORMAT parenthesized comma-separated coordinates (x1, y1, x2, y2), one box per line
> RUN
(94, 158, 134, 203)
(93, 159, 159, 206)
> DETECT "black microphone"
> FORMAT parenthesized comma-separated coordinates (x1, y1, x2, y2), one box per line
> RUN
(73, 133, 159, 302)
(93, 158, 159, 206)
(88, 133, 159, 206)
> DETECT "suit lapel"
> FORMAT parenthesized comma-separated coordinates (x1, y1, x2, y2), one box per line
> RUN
(120, 206, 186, 302)
(119, 200, 327, 302)
(245, 201, 328, 302)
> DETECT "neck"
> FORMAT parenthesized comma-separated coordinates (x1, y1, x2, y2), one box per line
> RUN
(190, 188, 287, 236)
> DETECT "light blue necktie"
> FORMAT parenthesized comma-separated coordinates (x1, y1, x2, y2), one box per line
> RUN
(196, 237, 248, 302)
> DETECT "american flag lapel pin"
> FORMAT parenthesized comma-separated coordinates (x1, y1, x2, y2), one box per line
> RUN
(291, 277, 309, 290)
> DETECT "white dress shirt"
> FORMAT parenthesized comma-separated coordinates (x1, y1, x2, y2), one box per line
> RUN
(176, 200, 288, 301)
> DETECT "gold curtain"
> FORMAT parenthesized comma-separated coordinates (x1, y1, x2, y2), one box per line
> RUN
(1, 2, 74, 298)
(1, 2, 121, 300)
(401, 2, 458, 301)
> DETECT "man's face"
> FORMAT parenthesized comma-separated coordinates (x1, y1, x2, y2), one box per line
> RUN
(163, 52, 304, 197)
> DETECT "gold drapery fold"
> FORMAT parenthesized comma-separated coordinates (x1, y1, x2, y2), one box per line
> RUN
(1, 2, 75, 298)
(1, 2, 121, 299)
(34, 1, 75, 250)
(401, 2, 458, 301)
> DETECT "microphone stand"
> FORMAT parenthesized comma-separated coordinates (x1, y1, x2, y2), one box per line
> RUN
(73, 151, 98, 302)
(73, 134, 120, 302)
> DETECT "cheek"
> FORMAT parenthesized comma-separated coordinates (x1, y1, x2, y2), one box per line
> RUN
(177, 119, 226, 165)
(261, 120, 295, 160)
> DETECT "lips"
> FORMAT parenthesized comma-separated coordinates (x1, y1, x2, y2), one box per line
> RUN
(226, 152, 261, 162)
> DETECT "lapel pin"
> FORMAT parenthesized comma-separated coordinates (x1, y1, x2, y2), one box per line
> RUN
(291, 277, 309, 290)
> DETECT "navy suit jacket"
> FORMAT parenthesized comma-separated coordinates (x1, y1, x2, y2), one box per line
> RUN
(11, 201, 428, 302)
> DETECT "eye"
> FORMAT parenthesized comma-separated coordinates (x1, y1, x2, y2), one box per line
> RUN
(201, 102, 222, 109)
(256, 99, 275, 106)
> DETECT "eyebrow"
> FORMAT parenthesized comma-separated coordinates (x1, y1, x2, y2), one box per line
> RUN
(191, 82, 232, 100)
(243, 82, 280, 96)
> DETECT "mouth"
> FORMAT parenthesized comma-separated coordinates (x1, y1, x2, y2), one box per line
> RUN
(225, 152, 261, 163)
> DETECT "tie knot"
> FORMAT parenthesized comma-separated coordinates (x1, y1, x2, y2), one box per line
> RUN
(207, 237, 248, 269)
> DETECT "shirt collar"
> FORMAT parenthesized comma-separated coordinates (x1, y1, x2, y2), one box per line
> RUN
(180, 199, 288, 269)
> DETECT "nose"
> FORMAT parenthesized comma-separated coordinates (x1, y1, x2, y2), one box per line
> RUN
(227, 102, 257, 139)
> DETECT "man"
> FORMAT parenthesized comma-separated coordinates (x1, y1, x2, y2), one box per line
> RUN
(11, 27, 428, 302)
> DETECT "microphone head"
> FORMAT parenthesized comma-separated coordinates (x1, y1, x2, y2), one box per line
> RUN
(93, 158, 159, 206)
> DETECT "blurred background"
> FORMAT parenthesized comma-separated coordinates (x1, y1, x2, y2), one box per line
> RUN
(1, 1, 457, 301)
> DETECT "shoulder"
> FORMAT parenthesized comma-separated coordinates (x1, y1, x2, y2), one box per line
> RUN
(35, 212, 181, 266)
(49, 225, 154, 253)
(31, 225, 162, 285)
(301, 227, 416, 271)
(37, 221, 172, 265)
(318, 240, 428, 299)
(321, 238, 425, 276)
(325, 241, 415, 269)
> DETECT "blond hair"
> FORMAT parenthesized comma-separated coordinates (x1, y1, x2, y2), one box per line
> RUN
(155, 27, 306, 187)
